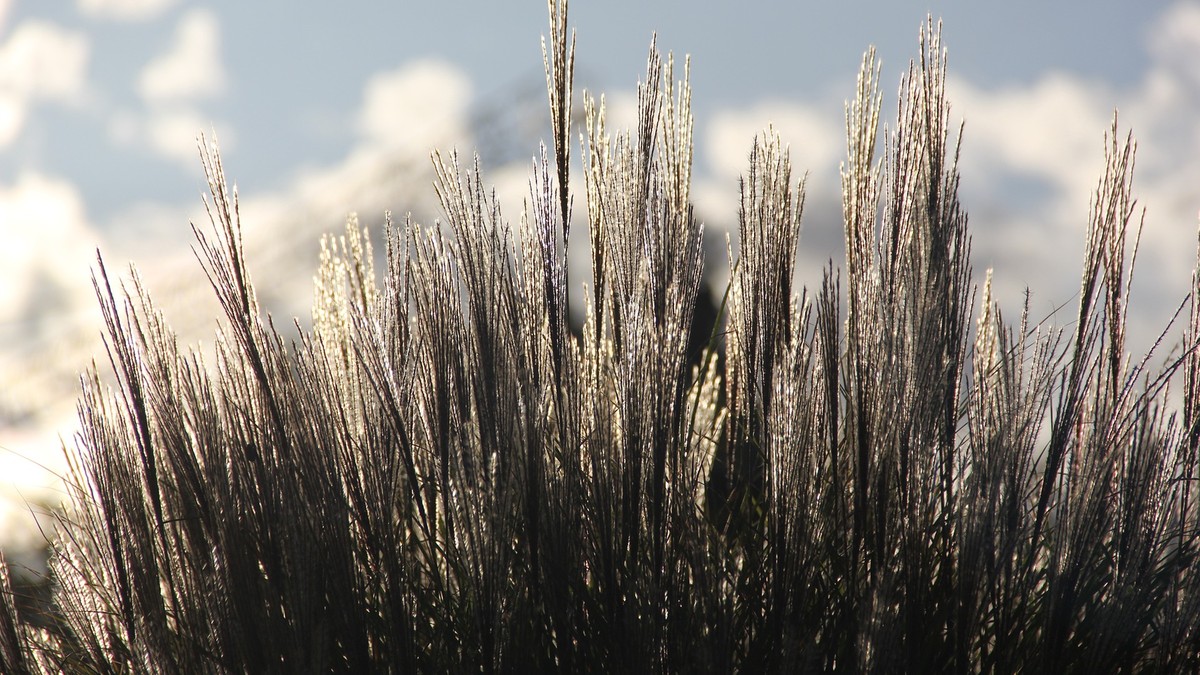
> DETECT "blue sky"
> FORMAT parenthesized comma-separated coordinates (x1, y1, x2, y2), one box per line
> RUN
(1, 0, 1198, 539)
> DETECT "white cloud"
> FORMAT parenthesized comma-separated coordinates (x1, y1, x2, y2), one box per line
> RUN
(0, 95, 21, 144)
(707, 103, 842, 181)
(138, 8, 225, 103)
(935, 2, 1200, 355)
(106, 106, 235, 170)
(0, 172, 99, 317)
(0, 20, 89, 145)
(0, 172, 102, 522)
(83, 61, 475, 347)
(947, 73, 1110, 220)
(697, 101, 842, 226)
(1149, 2, 1200, 92)
(125, 8, 231, 167)
(936, 73, 1106, 321)
(78, 0, 177, 22)
(0, 406, 77, 550)
(94, 60, 476, 345)
(0, 22, 90, 99)
(145, 108, 234, 168)
(598, 91, 638, 131)
(358, 60, 471, 154)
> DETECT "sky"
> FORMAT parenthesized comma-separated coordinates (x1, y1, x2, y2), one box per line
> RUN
(1, 0, 1198, 544)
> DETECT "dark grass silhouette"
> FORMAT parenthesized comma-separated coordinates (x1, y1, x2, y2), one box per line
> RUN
(3, 2, 1200, 672)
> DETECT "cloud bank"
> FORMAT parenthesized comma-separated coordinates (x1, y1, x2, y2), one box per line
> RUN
(138, 8, 224, 103)
(0, 20, 88, 146)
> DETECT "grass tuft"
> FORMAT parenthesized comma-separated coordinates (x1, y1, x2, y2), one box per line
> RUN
(3, 4, 1200, 673)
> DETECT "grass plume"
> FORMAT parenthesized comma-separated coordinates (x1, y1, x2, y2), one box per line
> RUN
(2, 4, 1200, 673)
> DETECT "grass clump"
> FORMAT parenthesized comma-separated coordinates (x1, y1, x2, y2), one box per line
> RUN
(3, 2, 1200, 672)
